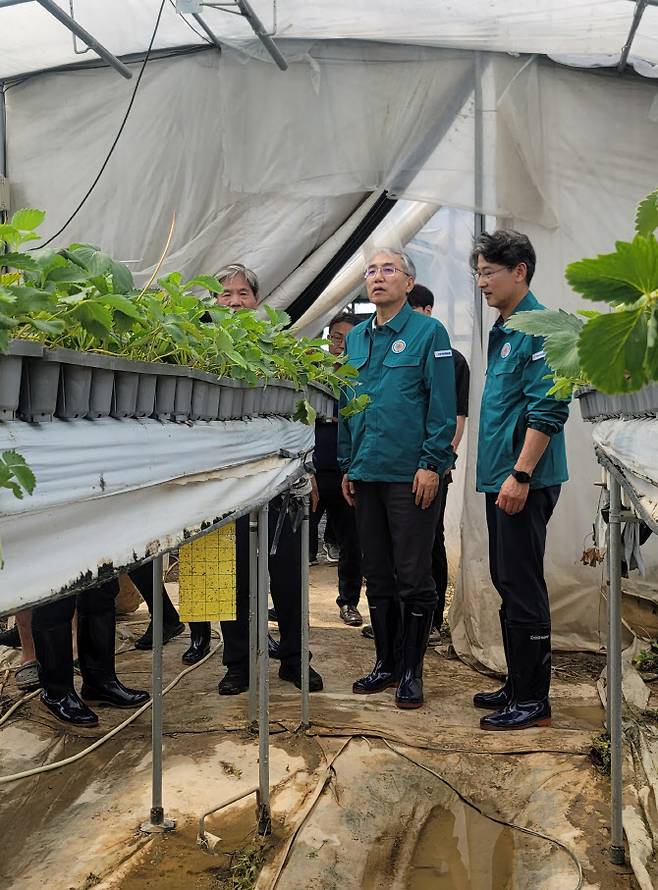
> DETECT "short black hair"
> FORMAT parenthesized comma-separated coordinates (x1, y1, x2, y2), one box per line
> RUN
(408, 284, 434, 310)
(328, 311, 359, 332)
(470, 230, 536, 285)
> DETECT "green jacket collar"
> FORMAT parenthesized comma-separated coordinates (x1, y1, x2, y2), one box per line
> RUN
(366, 300, 413, 337)
(498, 290, 538, 332)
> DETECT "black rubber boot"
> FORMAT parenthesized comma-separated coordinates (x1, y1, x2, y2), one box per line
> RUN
(218, 664, 250, 695)
(473, 610, 513, 710)
(480, 623, 552, 731)
(395, 606, 434, 710)
(279, 661, 324, 692)
(268, 633, 281, 660)
(79, 610, 150, 709)
(182, 622, 211, 665)
(0, 624, 21, 648)
(353, 600, 399, 694)
(33, 621, 99, 727)
(134, 582, 184, 650)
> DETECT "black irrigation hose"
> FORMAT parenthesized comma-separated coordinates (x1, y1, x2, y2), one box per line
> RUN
(38, 0, 168, 248)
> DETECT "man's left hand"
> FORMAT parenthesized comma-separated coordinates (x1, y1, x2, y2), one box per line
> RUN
(412, 469, 439, 509)
(310, 475, 320, 512)
(496, 475, 529, 515)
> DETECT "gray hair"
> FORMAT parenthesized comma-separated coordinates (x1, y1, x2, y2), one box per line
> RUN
(214, 263, 260, 297)
(365, 248, 416, 278)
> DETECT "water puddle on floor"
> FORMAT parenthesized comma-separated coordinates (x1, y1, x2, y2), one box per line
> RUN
(407, 801, 515, 889)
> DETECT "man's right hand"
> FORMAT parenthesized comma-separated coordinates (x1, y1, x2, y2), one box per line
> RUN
(341, 474, 356, 507)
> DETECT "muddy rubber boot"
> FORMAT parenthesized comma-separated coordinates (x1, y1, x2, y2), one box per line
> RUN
(395, 606, 433, 710)
(473, 610, 513, 710)
(33, 621, 99, 727)
(133, 580, 184, 650)
(182, 622, 211, 665)
(0, 624, 21, 648)
(480, 623, 552, 731)
(79, 610, 150, 709)
(353, 600, 399, 694)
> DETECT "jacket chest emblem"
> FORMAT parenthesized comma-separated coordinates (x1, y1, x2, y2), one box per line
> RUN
(391, 339, 406, 354)
(500, 342, 511, 359)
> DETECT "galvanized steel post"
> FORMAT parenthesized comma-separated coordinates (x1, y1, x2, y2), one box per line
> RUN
(256, 505, 271, 835)
(607, 475, 625, 865)
(248, 512, 258, 725)
(141, 555, 175, 833)
(300, 494, 310, 728)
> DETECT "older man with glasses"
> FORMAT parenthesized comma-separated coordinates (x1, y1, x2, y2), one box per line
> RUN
(338, 249, 456, 709)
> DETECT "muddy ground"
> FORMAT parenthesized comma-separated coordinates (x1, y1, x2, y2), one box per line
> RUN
(0, 564, 642, 890)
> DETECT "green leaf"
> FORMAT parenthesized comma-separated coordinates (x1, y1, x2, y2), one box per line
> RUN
(102, 294, 144, 320)
(340, 394, 372, 418)
(566, 236, 658, 304)
(9, 286, 57, 314)
(71, 301, 113, 339)
(0, 225, 20, 248)
(47, 263, 92, 284)
(294, 398, 317, 425)
(109, 260, 134, 293)
(505, 309, 584, 379)
(29, 318, 65, 337)
(635, 189, 658, 237)
(185, 275, 222, 293)
(1, 253, 40, 272)
(579, 307, 649, 393)
(11, 208, 45, 232)
(1, 450, 36, 495)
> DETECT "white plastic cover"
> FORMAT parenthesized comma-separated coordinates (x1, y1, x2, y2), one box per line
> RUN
(0, 416, 314, 614)
(2, 1, 658, 78)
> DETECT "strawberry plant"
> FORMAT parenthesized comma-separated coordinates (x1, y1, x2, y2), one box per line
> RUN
(505, 188, 658, 397)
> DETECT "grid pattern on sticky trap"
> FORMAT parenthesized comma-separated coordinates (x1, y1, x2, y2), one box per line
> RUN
(177, 524, 236, 621)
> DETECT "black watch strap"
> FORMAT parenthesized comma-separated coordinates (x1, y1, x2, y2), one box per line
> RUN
(511, 469, 531, 484)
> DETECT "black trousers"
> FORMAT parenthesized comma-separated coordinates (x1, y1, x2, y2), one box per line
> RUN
(485, 486, 561, 625)
(220, 498, 306, 670)
(32, 578, 118, 629)
(430, 473, 451, 628)
(315, 470, 362, 608)
(354, 481, 441, 611)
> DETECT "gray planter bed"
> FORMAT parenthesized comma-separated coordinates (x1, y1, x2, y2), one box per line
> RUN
(576, 384, 658, 423)
(1, 340, 336, 425)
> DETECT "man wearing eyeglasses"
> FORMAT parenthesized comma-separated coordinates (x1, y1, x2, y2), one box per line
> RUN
(471, 230, 569, 731)
(338, 249, 456, 709)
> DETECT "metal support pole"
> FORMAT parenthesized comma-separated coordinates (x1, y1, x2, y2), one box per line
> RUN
(618, 1, 649, 72)
(191, 13, 223, 51)
(236, 0, 288, 70)
(256, 505, 271, 836)
(248, 512, 258, 724)
(34, 0, 133, 79)
(300, 494, 310, 728)
(473, 51, 485, 348)
(0, 82, 7, 229)
(607, 474, 625, 865)
(141, 556, 175, 834)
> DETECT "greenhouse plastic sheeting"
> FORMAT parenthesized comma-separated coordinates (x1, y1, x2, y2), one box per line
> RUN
(2, 1, 658, 79)
(0, 416, 313, 615)
(592, 418, 658, 534)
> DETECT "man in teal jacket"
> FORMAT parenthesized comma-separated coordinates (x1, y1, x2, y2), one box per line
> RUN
(338, 248, 456, 709)
(472, 230, 569, 731)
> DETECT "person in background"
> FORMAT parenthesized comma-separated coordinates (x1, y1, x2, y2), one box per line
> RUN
(471, 230, 569, 731)
(213, 263, 323, 695)
(314, 312, 363, 626)
(339, 249, 456, 710)
(407, 284, 470, 643)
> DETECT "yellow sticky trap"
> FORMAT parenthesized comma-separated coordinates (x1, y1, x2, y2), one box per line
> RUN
(178, 524, 237, 622)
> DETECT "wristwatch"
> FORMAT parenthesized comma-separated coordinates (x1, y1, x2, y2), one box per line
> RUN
(511, 469, 531, 484)
(424, 464, 438, 473)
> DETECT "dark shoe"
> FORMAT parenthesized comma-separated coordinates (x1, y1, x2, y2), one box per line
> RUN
(78, 609, 150, 710)
(218, 665, 250, 695)
(0, 624, 21, 648)
(353, 601, 399, 694)
(395, 606, 433, 710)
(268, 608, 278, 622)
(279, 662, 324, 692)
(41, 690, 99, 727)
(427, 626, 442, 647)
(134, 620, 185, 650)
(361, 624, 374, 640)
(268, 633, 281, 659)
(474, 610, 513, 710)
(309, 557, 319, 567)
(81, 679, 150, 709)
(182, 622, 211, 665)
(480, 622, 552, 731)
(339, 605, 363, 627)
